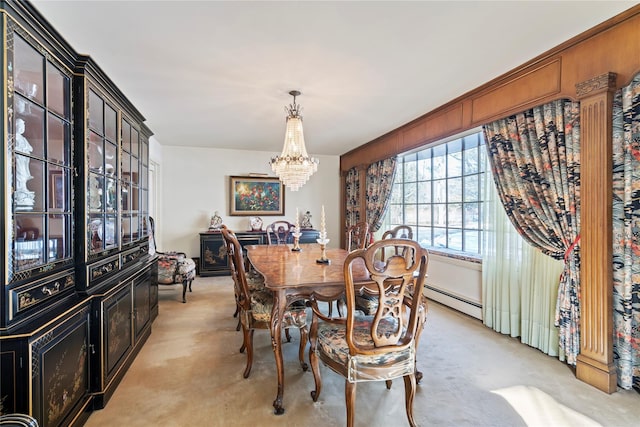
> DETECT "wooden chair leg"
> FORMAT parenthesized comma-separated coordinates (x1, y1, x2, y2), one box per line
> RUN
(309, 324, 322, 402)
(298, 327, 308, 371)
(345, 380, 356, 427)
(243, 328, 254, 378)
(403, 374, 417, 427)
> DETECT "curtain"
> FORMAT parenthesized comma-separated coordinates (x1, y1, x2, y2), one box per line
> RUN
(365, 157, 397, 233)
(612, 73, 640, 391)
(483, 99, 581, 364)
(482, 156, 565, 357)
(345, 167, 360, 229)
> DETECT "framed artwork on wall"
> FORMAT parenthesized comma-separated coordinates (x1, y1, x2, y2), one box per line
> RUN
(229, 176, 284, 216)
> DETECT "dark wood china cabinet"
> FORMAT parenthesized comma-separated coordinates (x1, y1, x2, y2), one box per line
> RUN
(0, 2, 157, 426)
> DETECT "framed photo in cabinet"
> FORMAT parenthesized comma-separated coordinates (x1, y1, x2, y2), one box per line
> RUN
(229, 176, 284, 216)
(49, 170, 64, 211)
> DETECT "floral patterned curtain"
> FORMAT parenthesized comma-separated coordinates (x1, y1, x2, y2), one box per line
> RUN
(612, 72, 640, 391)
(483, 99, 581, 364)
(345, 167, 360, 229)
(365, 156, 397, 233)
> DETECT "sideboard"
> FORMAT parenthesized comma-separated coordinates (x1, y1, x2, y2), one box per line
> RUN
(199, 229, 320, 276)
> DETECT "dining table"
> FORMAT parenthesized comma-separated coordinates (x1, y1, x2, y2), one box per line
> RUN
(244, 243, 370, 415)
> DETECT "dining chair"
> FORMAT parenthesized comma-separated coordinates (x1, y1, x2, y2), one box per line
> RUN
(221, 227, 308, 378)
(307, 238, 429, 427)
(265, 220, 296, 245)
(149, 216, 196, 303)
(345, 221, 371, 252)
(357, 224, 415, 315)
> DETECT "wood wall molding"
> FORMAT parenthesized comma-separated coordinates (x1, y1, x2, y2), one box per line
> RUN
(575, 72, 617, 393)
(341, 5, 640, 172)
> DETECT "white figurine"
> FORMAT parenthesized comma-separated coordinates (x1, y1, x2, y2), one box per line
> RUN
(14, 118, 35, 209)
(209, 211, 223, 230)
(301, 210, 313, 229)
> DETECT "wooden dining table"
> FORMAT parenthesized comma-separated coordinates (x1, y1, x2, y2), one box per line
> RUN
(245, 243, 369, 415)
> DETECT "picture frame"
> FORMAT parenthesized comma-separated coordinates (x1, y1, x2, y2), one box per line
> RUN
(229, 175, 284, 216)
(49, 170, 65, 213)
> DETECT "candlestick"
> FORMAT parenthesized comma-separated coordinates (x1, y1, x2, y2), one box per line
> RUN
(296, 207, 300, 230)
(316, 204, 330, 263)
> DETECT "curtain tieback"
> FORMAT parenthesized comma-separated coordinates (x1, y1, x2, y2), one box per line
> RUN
(563, 234, 581, 263)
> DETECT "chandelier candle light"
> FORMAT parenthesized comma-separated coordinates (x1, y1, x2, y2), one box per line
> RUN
(316, 205, 330, 264)
(270, 90, 319, 191)
(292, 207, 302, 251)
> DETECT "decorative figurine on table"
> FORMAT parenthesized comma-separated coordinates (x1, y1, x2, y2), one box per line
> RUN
(292, 208, 302, 252)
(209, 211, 223, 231)
(316, 205, 330, 264)
(301, 210, 313, 229)
(249, 216, 263, 231)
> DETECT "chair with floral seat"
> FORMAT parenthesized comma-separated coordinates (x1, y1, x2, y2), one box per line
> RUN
(149, 216, 196, 303)
(307, 238, 429, 427)
(221, 226, 308, 378)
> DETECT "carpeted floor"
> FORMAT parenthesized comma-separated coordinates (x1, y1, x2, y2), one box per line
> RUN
(85, 276, 639, 426)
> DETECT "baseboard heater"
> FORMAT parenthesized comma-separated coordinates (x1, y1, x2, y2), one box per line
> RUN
(424, 283, 482, 320)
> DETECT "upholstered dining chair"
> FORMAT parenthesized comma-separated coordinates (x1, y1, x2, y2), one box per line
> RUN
(307, 238, 429, 427)
(221, 227, 308, 378)
(265, 220, 296, 245)
(149, 216, 196, 303)
(346, 221, 371, 252)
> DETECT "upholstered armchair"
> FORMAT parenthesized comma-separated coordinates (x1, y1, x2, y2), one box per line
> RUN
(149, 216, 196, 303)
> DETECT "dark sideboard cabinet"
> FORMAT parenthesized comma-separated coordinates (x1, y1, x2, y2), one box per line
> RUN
(199, 230, 320, 276)
(0, 2, 157, 425)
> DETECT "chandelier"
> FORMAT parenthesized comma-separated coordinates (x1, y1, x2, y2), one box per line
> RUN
(270, 90, 319, 191)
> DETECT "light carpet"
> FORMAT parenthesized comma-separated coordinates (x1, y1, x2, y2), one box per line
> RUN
(84, 276, 639, 426)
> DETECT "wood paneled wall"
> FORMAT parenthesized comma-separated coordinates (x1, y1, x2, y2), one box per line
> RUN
(340, 5, 640, 393)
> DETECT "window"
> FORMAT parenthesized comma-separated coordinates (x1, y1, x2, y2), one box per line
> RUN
(381, 130, 486, 254)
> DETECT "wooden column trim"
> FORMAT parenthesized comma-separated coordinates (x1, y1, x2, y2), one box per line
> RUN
(575, 72, 617, 393)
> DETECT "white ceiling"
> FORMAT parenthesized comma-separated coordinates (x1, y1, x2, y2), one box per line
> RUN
(30, 0, 637, 156)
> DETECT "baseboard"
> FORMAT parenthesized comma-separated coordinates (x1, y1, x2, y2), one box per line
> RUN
(424, 284, 482, 320)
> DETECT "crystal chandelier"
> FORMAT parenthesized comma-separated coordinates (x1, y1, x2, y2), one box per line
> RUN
(270, 90, 319, 191)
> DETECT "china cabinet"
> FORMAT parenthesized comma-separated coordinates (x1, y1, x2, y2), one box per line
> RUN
(0, 2, 156, 425)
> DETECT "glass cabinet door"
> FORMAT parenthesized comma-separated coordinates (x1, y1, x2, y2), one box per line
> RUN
(87, 89, 119, 254)
(121, 120, 144, 244)
(8, 30, 72, 280)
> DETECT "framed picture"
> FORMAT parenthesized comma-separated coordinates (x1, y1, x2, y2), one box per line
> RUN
(229, 176, 284, 216)
(49, 170, 65, 212)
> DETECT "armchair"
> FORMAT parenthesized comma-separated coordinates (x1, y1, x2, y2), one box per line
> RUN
(149, 216, 196, 303)
(307, 239, 429, 427)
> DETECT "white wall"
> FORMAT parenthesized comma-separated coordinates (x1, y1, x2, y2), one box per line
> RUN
(152, 143, 340, 258)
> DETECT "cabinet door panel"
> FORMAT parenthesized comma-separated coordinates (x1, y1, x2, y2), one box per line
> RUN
(31, 306, 90, 427)
(103, 286, 132, 378)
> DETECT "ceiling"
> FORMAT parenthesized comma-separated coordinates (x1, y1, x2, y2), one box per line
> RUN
(30, 1, 637, 157)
